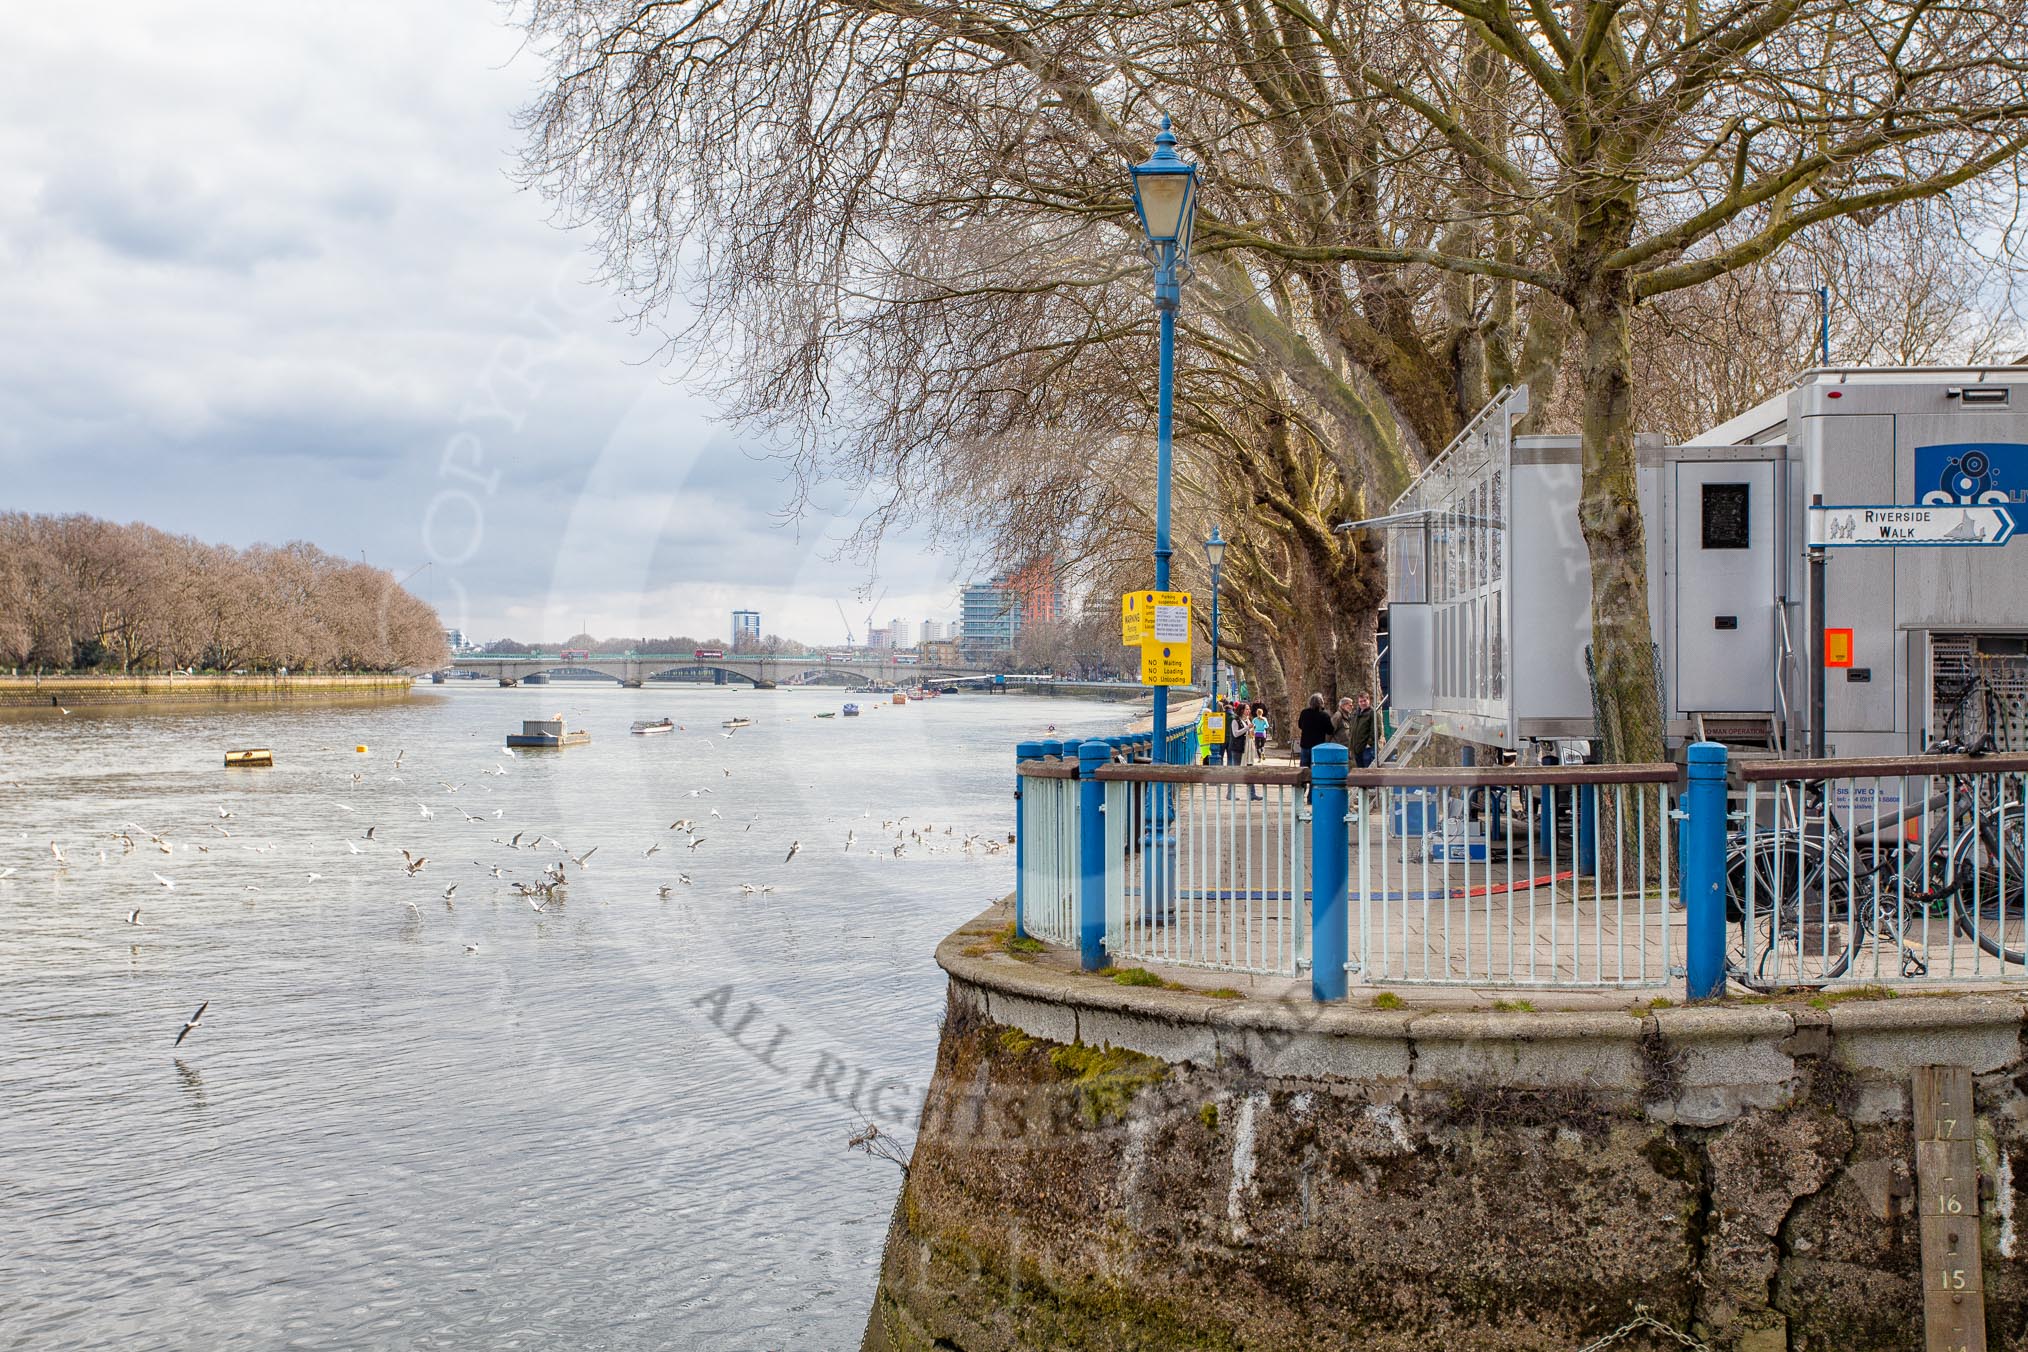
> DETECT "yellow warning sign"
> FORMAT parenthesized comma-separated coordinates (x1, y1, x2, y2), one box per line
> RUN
(1140, 641, 1191, 686)
(1121, 590, 1153, 645)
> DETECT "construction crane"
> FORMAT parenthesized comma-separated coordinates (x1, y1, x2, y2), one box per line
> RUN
(835, 600, 856, 648)
(863, 586, 890, 647)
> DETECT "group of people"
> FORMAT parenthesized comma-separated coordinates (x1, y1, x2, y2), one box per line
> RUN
(1212, 691, 1378, 811)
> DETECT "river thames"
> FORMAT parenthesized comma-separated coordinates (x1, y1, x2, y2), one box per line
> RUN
(0, 685, 1125, 1351)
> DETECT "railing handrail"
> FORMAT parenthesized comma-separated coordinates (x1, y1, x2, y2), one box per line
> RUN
(1737, 751, 2028, 782)
(1079, 759, 1681, 787)
(1094, 763, 1309, 784)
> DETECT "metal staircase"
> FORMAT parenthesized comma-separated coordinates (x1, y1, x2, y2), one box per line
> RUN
(1375, 710, 1434, 768)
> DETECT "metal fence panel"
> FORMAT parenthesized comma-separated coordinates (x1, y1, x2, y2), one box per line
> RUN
(1733, 765, 2028, 989)
(1017, 771, 1079, 947)
(1352, 778, 1677, 988)
(1106, 777, 1309, 975)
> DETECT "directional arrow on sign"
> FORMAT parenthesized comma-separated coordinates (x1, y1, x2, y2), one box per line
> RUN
(1809, 503, 2016, 548)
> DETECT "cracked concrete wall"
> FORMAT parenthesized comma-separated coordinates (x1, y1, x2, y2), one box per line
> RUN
(863, 922, 2028, 1351)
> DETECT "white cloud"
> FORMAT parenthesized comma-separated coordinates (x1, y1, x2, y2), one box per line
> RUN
(0, 2, 969, 643)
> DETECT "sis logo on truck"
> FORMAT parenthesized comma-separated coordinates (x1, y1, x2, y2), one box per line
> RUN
(1917, 443, 2028, 531)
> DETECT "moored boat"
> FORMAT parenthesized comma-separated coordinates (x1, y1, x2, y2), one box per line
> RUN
(842, 703, 861, 717)
(630, 718, 675, 735)
(507, 717, 590, 749)
(722, 717, 756, 730)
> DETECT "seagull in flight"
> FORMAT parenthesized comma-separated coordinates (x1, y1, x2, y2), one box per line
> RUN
(125, 908, 143, 926)
(570, 847, 598, 868)
(174, 1001, 209, 1047)
(152, 872, 176, 890)
(442, 883, 459, 905)
(416, 802, 434, 821)
(784, 841, 800, 864)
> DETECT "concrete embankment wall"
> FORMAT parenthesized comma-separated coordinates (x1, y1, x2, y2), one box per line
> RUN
(866, 907, 2028, 1350)
(0, 674, 417, 708)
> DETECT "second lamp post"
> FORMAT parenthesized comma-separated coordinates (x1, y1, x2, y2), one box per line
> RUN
(1129, 117, 1197, 765)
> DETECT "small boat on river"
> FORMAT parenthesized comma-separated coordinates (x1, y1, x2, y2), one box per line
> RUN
(630, 718, 675, 735)
(224, 748, 274, 768)
(722, 717, 756, 730)
(842, 703, 861, 717)
(507, 717, 589, 749)
(813, 711, 836, 719)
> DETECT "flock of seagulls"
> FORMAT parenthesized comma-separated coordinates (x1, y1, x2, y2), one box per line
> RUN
(8, 712, 1017, 1054)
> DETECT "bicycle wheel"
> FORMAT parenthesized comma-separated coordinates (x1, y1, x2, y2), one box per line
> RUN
(1950, 806, 2028, 965)
(1724, 832, 1854, 989)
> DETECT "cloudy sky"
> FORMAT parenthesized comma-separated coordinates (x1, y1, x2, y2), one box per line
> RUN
(0, 4, 961, 646)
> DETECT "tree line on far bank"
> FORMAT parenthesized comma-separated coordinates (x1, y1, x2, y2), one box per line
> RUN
(0, 513, 448, 675)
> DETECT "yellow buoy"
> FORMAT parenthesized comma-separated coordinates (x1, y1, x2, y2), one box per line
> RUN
(355, 745, 368, 753)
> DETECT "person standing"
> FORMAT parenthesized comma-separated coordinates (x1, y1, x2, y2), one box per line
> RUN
(1344, 692, 1377, 768)
(1296, 693, 1335, 819)
(1241, 702, 1266, 800)
(1223, 702, 1248, 796)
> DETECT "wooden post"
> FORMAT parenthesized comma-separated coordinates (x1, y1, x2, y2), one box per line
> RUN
(1914, 1065, 1986, 1352)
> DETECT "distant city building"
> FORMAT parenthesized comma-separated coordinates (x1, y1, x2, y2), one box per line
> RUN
(731, 609, 762, 650)
(867, 626, 891, 650)
(885, 619, 915, 649)
(443, 628, 468, 652)
(960, 561, 1060, 660)
(921, 638, 963, 666)
(920, 620, 953, 643)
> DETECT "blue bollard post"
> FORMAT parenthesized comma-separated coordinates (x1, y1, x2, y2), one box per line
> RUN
(1578, 785, 1598, 877)
(1537, 782, 1557, 857)
(1310, 743, 1350, 1001)
(1014, 741, 1043, 939)
(1041, 738, 1063, 761)
(1683, 741, 1729, 1001)
(1077, 740, 1110, 971)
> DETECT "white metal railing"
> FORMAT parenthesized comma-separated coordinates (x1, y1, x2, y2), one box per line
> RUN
(1018, 770, 1080, 946)
(1732, 752, 2028, 989)
(1352, 771, 1680, 988)
(1102, 773, 1310, 974)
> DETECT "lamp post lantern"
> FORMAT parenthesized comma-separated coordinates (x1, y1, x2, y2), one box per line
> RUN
(1129, 117, 1197, 764)
(1203, 525, 1226, 718)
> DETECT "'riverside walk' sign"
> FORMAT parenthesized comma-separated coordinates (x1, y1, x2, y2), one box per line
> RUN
(1809, 503, 2016, 548)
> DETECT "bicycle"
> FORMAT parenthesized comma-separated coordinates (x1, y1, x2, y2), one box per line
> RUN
(1723, 741, 2028, 990)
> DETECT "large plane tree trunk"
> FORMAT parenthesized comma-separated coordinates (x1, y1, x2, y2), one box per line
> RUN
(1574, 271, 1667, 766)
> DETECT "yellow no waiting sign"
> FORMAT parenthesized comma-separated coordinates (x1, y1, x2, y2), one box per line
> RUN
(1122, 590, 1191, 685)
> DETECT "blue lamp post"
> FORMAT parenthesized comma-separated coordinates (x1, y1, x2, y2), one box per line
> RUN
(1130, 117, 1197, 765)
(1203, 526, 1226, 749)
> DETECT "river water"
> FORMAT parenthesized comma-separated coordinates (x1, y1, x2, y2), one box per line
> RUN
(0, 685, 1125, 1351)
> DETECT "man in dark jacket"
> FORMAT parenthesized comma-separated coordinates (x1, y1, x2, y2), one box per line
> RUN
(1337, 692, 1377, 767)
(1296, 693, 1336, 818)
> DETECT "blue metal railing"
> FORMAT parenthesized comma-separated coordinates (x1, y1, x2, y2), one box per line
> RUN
(1009, 740, 1754, 1001)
